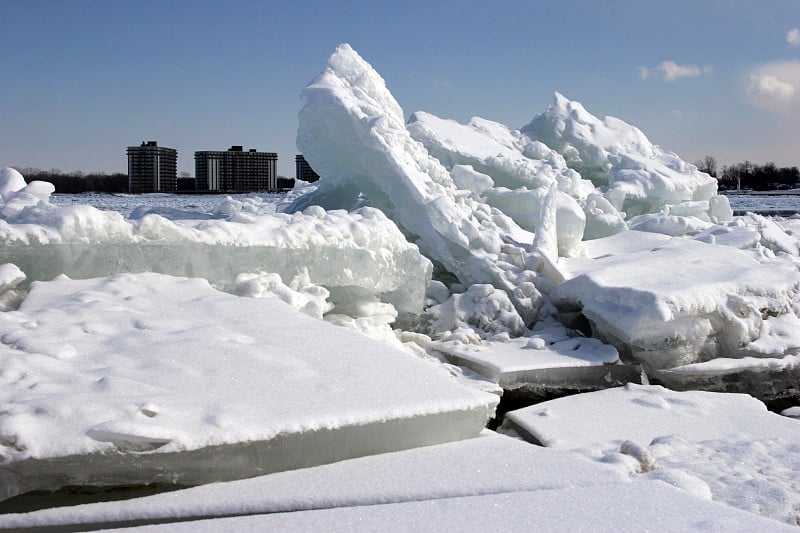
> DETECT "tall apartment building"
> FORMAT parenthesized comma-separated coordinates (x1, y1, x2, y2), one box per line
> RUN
(295, 154, 320, 183)
(195, 146, 278, 192)
(126, 141, 178, 193)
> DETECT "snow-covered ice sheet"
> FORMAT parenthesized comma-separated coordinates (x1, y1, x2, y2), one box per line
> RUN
(502, 384, 798, 449)
(501, 384, 800, 526)
(97, 482, 795, 533)
(6, 394, 797, 529)
(431, 336, 619, 378)
(428, 318, 623, 391)
(555, 236, 800, 369)
(0, 432, 629, 529)
(0, 272, 496, 498)
(669, 354, 800, 374)
(429, 332, 638, 400)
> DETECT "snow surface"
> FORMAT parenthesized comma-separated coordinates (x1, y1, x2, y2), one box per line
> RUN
(77, 483, 798, 532)
(0, 272, 495, 497)
(555, 237, 800, 369)
(501, 385, 800, 525)
(1, 42, 800, 528)
(503, 384, 798, 448)
(429, 319, 620, 384)
(3, 432, 794, 531)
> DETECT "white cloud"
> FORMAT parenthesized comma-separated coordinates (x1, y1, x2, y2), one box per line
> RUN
(638, 60, 712, 81)
(746, 61, 800, 113)
(787, 27, 800, 46)
(432, 77, 450, 89)
(749, 74, 795, 100)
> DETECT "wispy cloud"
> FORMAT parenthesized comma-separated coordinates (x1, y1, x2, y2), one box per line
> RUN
(432, 77, 450, 89)
(746, 61, 800, 113)
(787, 28, 800, 46)
(638, 60, 712, 81)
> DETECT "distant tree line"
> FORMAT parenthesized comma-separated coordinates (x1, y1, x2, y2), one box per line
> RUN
(13, 168, 299, 194)
(695, 156, 799, 191)
(14, 167, 128, 193)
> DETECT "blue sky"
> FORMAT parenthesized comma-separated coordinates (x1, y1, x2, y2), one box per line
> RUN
(1, 0, 799, 177)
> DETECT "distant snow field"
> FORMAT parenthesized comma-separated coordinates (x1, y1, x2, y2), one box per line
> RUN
(0, 43, 799, 530)
(50, 192, 284, 218)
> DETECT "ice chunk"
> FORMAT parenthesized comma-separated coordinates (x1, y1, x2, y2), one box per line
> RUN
(407, 111, 590, 196)
(482, 186, 586, 257)
(708, 194, 733, 223)
(0, 196, 430, 314)
(521, 93, 728, 220)
(531, 184, 560, 262)
(0, 263, 25, 292)
(500, 384, 800, 525)
(555, 237, 800, 369)
(430, 318, 631, 400)
(290, 44, 551, 317)
(0, 167, 27, 198)
(0, 272, 496, 499)
(742, 212, 799, 256)
(581, 192, 627, 240)
(501, 383, 798, 449)
(0, 263, 26, 311)
(449, 165, 493, 196)
(429, 284, 525, 340)
(407, 109, 617, 248)
(626, 211, 713, 236)
(234, 268, 334, 320)
(651, 354, 800, 402)
(7, 431, 794, 531)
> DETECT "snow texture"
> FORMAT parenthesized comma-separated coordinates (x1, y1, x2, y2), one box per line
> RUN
(4, 432, 794, 531)
(501, 384, 800, 526)
(0, 272, 495, 497)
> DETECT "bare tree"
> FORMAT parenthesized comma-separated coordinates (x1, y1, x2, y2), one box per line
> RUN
(695, 155, 717, 177)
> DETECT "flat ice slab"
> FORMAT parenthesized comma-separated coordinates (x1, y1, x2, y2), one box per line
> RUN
(0, 432, 628, 528)
(0, 273, 496, 499)
(651, 355, 800, 403)
(501, 384, 799, 449)
(2, 432, 790, 532)
(430, 334, 639, 398)
(111, 482, 793, 532)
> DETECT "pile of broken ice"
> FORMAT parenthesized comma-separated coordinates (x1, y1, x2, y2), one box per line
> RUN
(0, 43, 798, 524)
(290, 44, 800, 387)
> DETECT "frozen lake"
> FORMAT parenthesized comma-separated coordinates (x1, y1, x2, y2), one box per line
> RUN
(723, 192, 800, 213)
(50, 192, 284, 217)
(49, 191, 800, 217)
